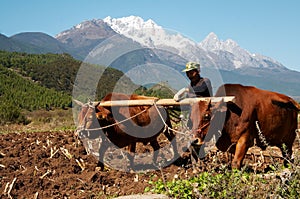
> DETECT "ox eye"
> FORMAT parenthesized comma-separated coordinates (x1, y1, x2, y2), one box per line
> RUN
(203, 113, 211, 121)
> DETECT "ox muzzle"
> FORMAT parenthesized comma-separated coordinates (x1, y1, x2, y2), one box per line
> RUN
(190, 122, 211, 147)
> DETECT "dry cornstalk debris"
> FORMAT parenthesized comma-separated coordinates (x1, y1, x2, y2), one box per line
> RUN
(50, 147, 59, 158)
(3, 177, 17, 199)
(77, 178, 85, 184)
(46, 139, 52, 147)
(75, 158, 85, 171)
(34, 192, 39, 199)
(3, 182, 9, 195)
(0, 151, 6, 157)
(60, 147, 73, 159)
(40, 169, 52, 179)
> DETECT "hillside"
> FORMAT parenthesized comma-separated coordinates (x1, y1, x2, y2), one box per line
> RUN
(0, 64, 71, 124)
(11, 32, 68, 54)
(0, 51, 79, 93)
(0, 51, 140, 124)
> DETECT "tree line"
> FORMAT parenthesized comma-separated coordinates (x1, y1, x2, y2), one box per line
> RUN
(0, 51, 176, 124)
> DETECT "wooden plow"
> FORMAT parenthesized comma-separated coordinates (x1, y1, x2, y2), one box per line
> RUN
(96, 96, 236, 107)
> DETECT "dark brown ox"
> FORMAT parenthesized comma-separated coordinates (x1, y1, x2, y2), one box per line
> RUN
(76, 93, 178, 170)
(190, 84, 300, 169)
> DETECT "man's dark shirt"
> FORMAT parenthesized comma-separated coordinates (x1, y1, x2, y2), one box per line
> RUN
(187, 77, 212, 97)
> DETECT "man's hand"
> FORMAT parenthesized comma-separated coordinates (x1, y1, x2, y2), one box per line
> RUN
(173, 87, 189, 102)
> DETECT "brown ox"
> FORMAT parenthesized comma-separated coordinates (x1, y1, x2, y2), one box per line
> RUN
(190, 84, 300, 169)
(75, 93, 178, 170)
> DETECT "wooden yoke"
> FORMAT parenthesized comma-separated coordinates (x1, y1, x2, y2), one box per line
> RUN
(97, 96, 235, 107)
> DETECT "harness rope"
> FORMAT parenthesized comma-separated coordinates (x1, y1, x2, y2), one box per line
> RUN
(79, 105, 150, 132)
(152, 102, 187, 135)
(78, 101, 187, 136)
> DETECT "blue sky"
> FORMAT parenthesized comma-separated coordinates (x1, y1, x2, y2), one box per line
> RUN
(1, 0, 300, 72)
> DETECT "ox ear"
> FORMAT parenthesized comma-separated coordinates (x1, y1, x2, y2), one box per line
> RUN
(73, 99, 84, 107)
(207, 99, 212, 110)
(212, 99, 227, 113)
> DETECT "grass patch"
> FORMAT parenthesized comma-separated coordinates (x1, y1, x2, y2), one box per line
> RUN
(0, 108, 75, 133)
(146, 165, 300, 198)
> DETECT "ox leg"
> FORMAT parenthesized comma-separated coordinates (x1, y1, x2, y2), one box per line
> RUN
(163, 129, 179, 160)
(164, 120, 180, 159)
(232, 133, 251, 169)
(98, 139, 109, 170)
(150, 139, 160, 165)
(128, 143, 136, 168)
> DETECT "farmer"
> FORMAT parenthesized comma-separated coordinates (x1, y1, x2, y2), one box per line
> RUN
(174, 61, 213, 101)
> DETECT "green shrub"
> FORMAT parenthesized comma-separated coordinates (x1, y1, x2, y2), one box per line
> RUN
(145, 165, 300, 198)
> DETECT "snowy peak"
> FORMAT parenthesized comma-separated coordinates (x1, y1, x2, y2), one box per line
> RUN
(224, 39, 238, 49)
(199, 32, 239, 52)
(103, 15, 200, 61)
(56, 19, 116, 42)
(199, 32, 221, 50)
(104, 16, 161, 34)
(103, 15, 163, 43)
(103, 15, 167, 47)
(103, 17, 214, 66)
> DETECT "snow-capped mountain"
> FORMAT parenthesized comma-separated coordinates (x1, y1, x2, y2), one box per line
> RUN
(52, 15, 300, 96)
(102, 16, 285, 71)
(103, 16, 195, 49)
(56, 19, 116, 43)
(55, 19, 118, 59)
(2, 15, 298, 95)
(103, 16, 211, 66)
(199, 32, 285, 69)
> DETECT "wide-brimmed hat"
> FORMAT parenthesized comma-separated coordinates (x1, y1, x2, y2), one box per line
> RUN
(182, 62, 200, 72)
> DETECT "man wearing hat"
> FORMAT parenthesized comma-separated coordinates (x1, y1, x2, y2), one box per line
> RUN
(174, 62, 213, 101)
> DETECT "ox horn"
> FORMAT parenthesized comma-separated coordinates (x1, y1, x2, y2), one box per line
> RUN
(93, 101, 100, 107)
(87, 98, 100, 107)
(73, 99, 84, 107)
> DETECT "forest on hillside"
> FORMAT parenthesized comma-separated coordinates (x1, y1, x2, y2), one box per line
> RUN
(0, 51, 124, 124)
(0, 64, 71, 124)
(0, 51, 174, 125)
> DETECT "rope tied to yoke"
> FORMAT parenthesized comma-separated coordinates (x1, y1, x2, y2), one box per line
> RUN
(152, 102, 187, 135)
(79, 100, 187, 136)
(80, 104, 151, 132)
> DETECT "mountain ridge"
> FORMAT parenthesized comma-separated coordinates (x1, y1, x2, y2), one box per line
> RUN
(103, 16, 286, 71)
(0, 15, 299, 97)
